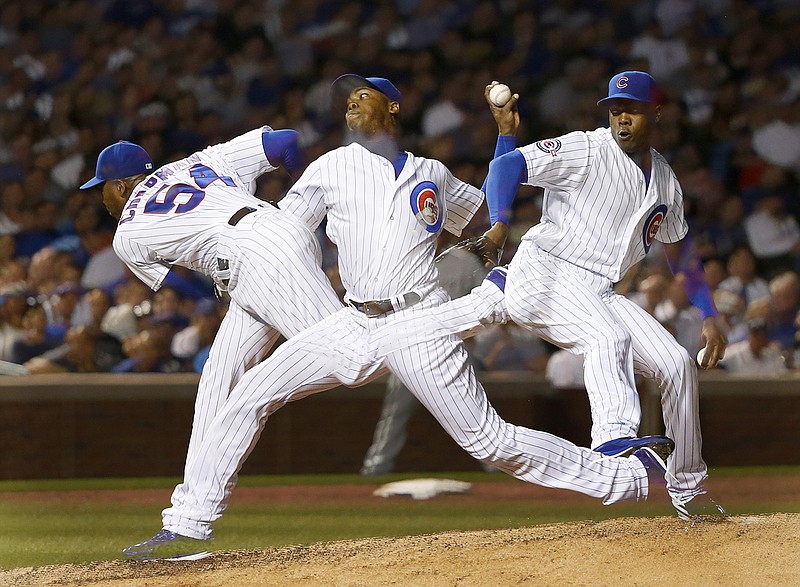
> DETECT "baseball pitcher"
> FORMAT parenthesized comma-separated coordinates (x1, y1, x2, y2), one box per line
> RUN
(121, 75, 676, 560)
(477, 71, 728, 521)
(79, 127, 345, 529)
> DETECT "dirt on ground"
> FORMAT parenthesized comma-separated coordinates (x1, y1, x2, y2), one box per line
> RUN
(2, 476, 799, 587)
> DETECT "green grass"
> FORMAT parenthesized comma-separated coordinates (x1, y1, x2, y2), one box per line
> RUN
(1, 469, 798, 570)
(0, 497, 660, 569)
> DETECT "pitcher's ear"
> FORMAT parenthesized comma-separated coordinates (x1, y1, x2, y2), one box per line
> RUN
(653, 103, 662, 123)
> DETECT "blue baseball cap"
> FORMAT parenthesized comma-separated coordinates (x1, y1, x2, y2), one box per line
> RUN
(331, 74, 403, 104)
(80, 141, 154, 189)
(597, 71, 658, 105)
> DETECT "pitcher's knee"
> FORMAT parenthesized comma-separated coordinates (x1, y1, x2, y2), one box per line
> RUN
(585, 324, 630, 354)
(459, 431, 511, 465)
(650, 343, 695, 389)
(669, 344, 695, 376)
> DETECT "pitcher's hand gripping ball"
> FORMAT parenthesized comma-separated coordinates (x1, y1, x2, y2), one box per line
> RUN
(489, 83, 512, 107)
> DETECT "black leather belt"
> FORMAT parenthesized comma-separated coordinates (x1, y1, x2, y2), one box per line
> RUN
(350, 293, 421, 317)
(228, 206, 257, 226)
(216, 207, 257, 292)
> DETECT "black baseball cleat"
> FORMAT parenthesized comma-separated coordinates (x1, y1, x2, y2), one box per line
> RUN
(122, 529, 212, 561)
(595, 435, 675, 458)
(672, 494, 728, 522)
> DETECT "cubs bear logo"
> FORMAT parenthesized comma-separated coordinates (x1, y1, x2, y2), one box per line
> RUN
(642, 204, 667, 253)
(410, 181, 443, 233)
(536, 139, 562, 157)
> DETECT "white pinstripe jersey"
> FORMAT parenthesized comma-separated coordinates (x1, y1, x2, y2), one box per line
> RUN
(519, 127, 688, 281)
(278, 142, 483, 302)
(112, 127, 279, 291)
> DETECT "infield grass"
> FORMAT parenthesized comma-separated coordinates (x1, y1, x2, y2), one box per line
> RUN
(1, 468, 799, 570)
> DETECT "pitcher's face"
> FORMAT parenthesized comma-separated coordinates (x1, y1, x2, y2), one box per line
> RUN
(607, 99, 660, 154)
(345, 87, 399, 135)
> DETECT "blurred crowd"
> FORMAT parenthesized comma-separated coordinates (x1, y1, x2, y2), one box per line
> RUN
(0, 0, 798, 376)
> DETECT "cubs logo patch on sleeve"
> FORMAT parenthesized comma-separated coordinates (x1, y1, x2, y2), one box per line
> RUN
(535, 139, 562, 157)
(642, 204, 667, 253)
(410, 181, 443, 233)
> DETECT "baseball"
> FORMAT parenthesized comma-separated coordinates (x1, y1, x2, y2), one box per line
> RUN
(489, 83, 512, 107)
(696, 348, 706, 366)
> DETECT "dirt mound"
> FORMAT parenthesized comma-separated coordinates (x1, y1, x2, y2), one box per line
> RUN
(4, 513, 799, 587)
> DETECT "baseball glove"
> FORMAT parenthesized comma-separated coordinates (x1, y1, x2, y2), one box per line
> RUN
(436, 235, 504, 268)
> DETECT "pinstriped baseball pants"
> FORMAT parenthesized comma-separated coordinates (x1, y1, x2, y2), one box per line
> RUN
(505, 240, 708, 500)
(162, 289, 650, 540)
(169, 210, 344, 520)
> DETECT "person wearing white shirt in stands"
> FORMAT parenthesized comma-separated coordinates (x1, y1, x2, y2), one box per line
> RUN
(718, 319, 788, 376)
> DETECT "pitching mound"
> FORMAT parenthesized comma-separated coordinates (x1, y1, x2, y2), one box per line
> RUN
(4, 513, 799, 586)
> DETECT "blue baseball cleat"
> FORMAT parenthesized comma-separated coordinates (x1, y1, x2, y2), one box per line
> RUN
(122, 528, 212, 561)
(595, 435, 675, 458)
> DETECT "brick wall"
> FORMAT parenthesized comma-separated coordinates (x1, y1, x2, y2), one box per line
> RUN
(0, 372, 797, 480)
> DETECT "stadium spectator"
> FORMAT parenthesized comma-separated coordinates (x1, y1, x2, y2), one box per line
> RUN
(0, 234, 16, 268)
(9, 301, 57, 364)
(702, 257, 728, 291)
(0, 281, 29, 360)
(42, 281, 83, 343)
(713, 288, 748, 345)
(744, 202, 800, 278)
(693, 196, 748, 261)
(24, 324, 123, 374)
(100, 279, 152, 343)
(112, 322, 181, 374)
(717, 319, 788, 376)
(71, 288, 112, 330)
(170, 298, 223, 373)
(766, 271, 800, 351)
(26, 247, 81, 297)
(628, 273, 670, 316)
(718, 245, 771, 306)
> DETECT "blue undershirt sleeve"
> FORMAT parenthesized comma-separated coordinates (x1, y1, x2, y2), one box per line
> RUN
(483, 149, 526, 225)
(261, 129, 304, 179)
(493, 135, 517, 159)
(480, 136, 517, 193)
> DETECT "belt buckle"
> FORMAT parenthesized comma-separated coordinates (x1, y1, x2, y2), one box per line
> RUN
(363, 301, 383, 317)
